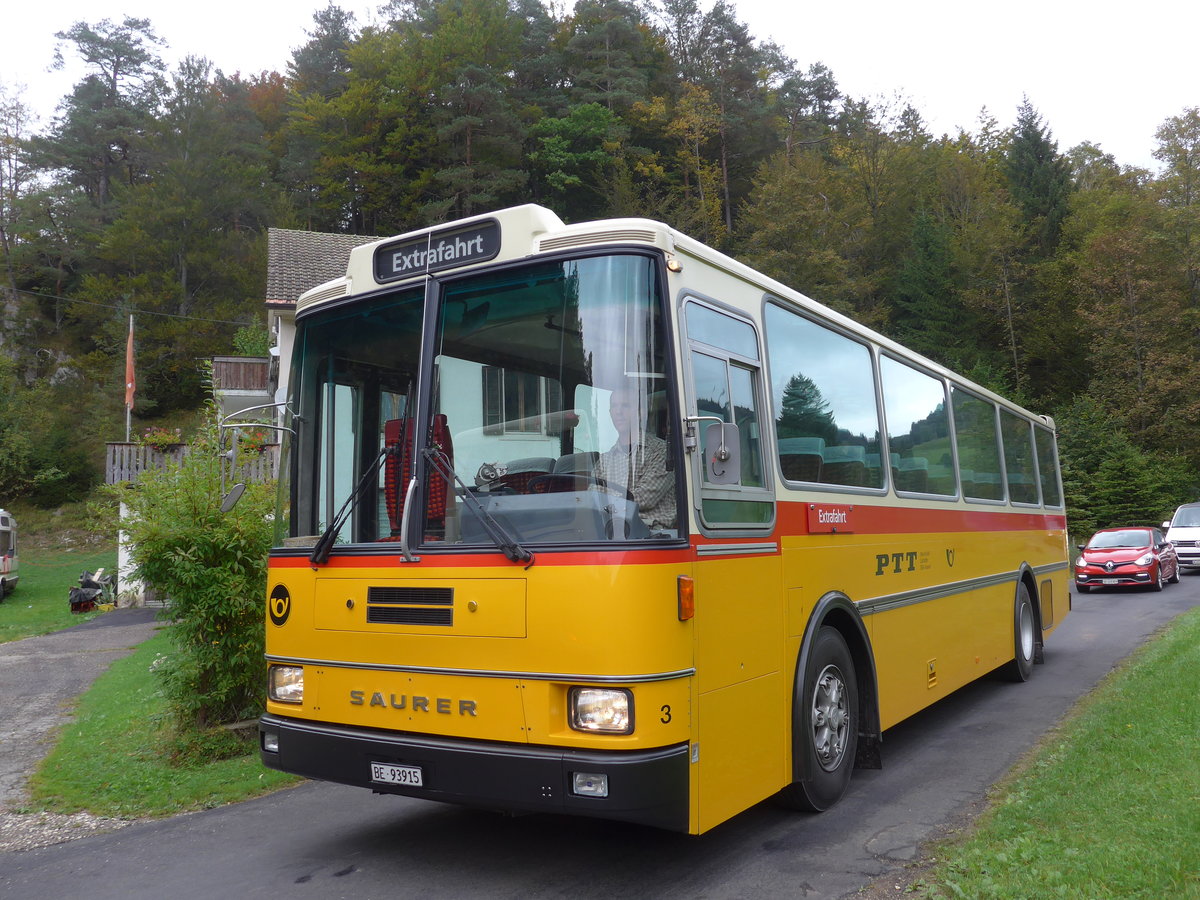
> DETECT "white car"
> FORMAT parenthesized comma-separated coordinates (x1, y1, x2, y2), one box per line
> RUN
(1163, 502, 1200, 571)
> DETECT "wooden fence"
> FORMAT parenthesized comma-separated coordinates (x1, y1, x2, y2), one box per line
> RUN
(106, 443, 279, 485)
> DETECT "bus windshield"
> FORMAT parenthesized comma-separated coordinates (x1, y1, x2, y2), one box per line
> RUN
(284, 252, 681, 548)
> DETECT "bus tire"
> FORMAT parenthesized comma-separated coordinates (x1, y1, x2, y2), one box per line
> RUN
(1002, 583, 1038, 682)
(779, 626, 858, 812)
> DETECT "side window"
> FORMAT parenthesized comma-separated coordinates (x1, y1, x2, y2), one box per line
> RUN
(764, 304, 883, 490)
(1033, 425, 1062, 508)
(951, 387, 1004, 501)
(881, 357, 954, 496)
(1000, 410, 1039, 505)
(686, 302, 770, 527)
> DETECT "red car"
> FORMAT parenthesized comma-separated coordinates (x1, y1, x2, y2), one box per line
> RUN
(1075, 526, 1180, 593)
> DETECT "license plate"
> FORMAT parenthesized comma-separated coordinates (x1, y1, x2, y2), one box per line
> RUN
(1102, 578, 1119, 585)
(371, 762, 423, 787)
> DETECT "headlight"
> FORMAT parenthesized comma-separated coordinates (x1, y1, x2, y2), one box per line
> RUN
(1134, 553, 1155, 567)
(569, 687, 633, 734)
(268, 665, 304, 703)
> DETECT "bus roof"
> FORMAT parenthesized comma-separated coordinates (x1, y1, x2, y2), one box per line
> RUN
(293, 205, 1054, 428)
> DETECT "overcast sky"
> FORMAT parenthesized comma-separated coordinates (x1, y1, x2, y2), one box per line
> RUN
(4, 1, 1195, 172)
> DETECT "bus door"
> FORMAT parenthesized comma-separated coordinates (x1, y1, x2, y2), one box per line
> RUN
(682, 298, 784, 830)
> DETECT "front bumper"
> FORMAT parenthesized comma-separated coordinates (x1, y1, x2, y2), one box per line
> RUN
(1075, 569, 1153, 588)
(259, 714, 689, 831)
(1171, 548, 1200, 569)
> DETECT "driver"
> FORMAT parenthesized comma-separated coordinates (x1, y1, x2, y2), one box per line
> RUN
(593, 386, 676, 532)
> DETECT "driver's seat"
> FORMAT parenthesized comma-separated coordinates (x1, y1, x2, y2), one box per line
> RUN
(382, 416, 453, 540)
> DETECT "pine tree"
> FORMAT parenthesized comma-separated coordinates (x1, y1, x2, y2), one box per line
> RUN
(892, 210, 967, 368)
(1005, 98, 1073, 256)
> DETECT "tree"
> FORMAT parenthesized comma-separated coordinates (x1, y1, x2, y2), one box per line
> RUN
(891, 210, 969, 368)
(73, 58, 276, 412)
(1153, 108, 1200, 332)
(528, 102, 625, 218)
(287, 3, 358, 100)
(0, 83, 35, 293)
(562, 0, 661, 113)
(1005, 98, 1073, 256)
(773, 62, 840, 159)
(33, 17, 166, 213)
(383, 0, 529, 221)
(739, 148, 876, 323)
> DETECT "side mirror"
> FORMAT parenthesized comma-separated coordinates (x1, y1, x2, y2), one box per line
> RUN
(220, 482, 246, 513)
(704, 422, 741, 485)
(1162, 521, 1171, 529)
(1076, 544, 1085, 552)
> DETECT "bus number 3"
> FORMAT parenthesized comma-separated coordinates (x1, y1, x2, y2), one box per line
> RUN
(660, 705, 672, 724)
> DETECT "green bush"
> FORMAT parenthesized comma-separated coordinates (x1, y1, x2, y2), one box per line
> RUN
(232, 323, 272, 357)
(107, 407, 273, 729)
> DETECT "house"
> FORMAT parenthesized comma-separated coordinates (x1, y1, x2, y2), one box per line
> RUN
(265, 228, 381, 411)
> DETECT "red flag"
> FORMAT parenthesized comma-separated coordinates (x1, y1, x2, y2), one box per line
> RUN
(124, 315, 136, 411)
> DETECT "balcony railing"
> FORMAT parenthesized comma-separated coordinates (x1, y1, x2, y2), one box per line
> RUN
(212, 356, 270, 392)
(106, 443, 279, 485)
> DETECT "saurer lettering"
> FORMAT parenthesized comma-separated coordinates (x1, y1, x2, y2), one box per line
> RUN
(350, 690, 477, 716)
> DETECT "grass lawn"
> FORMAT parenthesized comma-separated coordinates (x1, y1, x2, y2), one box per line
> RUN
(907, 607, 1200, 898)
(0, 544, 115, 643)
(26, 628, 298, 818)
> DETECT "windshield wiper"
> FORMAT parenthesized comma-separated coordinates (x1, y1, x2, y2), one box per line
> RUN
(309, 443, 393, 567)
(422, 448, 534, 568)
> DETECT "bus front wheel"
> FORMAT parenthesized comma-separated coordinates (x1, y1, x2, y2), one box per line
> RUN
(1002, 583, 1038, 682)
(779, 626, 858, 812)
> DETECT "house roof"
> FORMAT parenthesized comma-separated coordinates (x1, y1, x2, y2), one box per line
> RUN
(266, 228, 381, 308)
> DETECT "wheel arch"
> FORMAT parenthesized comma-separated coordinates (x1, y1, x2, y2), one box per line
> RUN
(791, 591, 882, 784)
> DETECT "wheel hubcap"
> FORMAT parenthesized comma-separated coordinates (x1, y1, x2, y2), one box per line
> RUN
(811, 664, 849, 771)
(1018, 602, 1034, 660)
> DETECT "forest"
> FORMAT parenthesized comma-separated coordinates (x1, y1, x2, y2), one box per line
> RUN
(0, 0, 1197, 534)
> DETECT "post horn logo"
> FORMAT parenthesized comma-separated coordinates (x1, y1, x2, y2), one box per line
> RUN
(269, 584, 291, 626)
(945, 549, 955, 567)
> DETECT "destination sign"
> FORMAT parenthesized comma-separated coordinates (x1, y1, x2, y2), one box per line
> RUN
(374, 220, 501, 282)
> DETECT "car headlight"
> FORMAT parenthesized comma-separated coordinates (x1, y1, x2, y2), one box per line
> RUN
(569, 687, 633, 734)
(1134, 553, 1155, 567)
(268, 665, 304, 703)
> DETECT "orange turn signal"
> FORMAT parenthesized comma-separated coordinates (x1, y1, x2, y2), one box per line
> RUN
(677, 575, 694, 621)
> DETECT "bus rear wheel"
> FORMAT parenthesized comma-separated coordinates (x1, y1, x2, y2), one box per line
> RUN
(779, 626, 858, 812)
(1002, 583, 1038, 682)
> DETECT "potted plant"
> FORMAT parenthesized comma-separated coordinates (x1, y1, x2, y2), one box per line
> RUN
(140, 426, 184, 451)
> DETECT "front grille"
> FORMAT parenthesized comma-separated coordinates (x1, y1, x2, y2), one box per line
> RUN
(367, 586, 453, 626)
(368, 587, 452, 605)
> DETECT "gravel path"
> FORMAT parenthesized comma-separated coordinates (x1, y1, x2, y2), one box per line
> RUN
(0, 608, 161, 852)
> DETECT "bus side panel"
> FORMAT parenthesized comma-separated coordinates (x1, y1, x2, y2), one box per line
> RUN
(869, 585, 1012, 729)
(693, 553, 786, 833)
(779, 518, 1068, 733)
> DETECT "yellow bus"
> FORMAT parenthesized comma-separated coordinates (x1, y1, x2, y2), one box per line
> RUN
(259, 205, 1069, 834)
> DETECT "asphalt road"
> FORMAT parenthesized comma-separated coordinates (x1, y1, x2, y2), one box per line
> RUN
(2, 576, 1198, 900)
